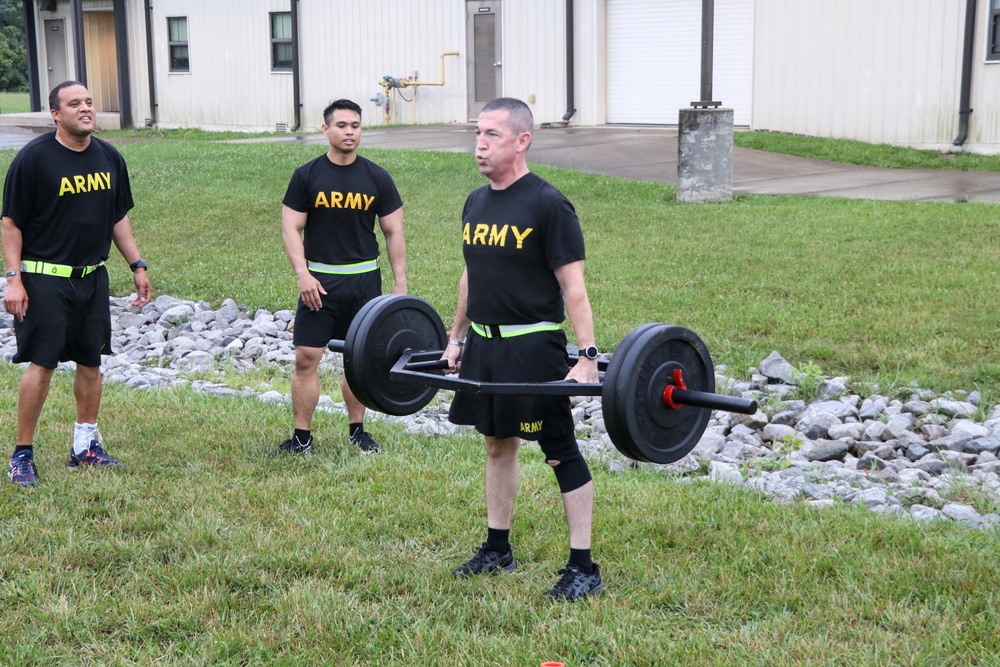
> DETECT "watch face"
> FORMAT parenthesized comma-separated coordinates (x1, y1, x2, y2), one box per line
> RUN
(584, 346, 599, 359)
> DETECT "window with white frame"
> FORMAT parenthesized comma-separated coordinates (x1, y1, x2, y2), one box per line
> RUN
(168, 17, 189, 72)
(990, 0, 1000, 61)
(271, 12, 292, 71)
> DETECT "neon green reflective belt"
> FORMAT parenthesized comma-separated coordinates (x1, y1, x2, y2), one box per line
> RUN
(470, 321, 561, 339)
(307, 259, 379, 275)
(20, 260, 105, 278)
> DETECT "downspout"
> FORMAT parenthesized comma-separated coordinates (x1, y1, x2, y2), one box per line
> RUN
(953, 0, 977, 146)
(290, 0, 301, 131)
(70, 0, 86, 85)
(22, 0, 41, 111)
(561, 0, 575, 122)
(144, 0, 156, 125)
(112, 0, 132, 128)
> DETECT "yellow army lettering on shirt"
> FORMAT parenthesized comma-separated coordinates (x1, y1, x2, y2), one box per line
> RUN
(462, 222, 533, 249)
(520, 420, 544, 434)
(58, 172, 112, 196)
(313, 191, 375, 210)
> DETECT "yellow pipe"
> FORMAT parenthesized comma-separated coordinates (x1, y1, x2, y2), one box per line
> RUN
(401, 51, 459, 88)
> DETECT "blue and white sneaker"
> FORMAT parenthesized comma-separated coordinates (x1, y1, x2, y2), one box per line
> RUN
(68, 432, 124, 469)
(8, 450, 40, 487)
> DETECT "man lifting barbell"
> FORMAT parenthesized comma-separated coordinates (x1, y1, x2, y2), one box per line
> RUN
(323, 99, 757, 602)
(440, 98, 604, 602)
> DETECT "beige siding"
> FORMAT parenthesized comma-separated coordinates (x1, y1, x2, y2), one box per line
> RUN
(132, 0, 574, 131)
(147, 0, 295, 130)
(970, 3, 1000, 151)
(752, 0, 966, 150)
(295, 1, 465, 129)
(500, 0, 570, 125)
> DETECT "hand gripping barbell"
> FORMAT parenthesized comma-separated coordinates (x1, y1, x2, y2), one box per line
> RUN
(327, 295, 758, 464)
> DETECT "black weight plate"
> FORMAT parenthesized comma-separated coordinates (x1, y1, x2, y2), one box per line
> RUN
(600, 323, 662, 461)
(342, 295, 447, 416)
(602, 324, 714, 464)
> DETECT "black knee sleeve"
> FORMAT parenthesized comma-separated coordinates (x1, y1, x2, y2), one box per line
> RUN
(539, 434, 592, 493)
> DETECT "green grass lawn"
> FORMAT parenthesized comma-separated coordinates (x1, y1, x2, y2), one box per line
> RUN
(735, 130, 1000, 171)
(2, 135, 1000, 665)
(1, 370, 998, 666)
(0, 91, 30, 115)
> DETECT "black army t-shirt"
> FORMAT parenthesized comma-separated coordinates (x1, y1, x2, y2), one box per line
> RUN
(1, 132, 133, 266)
(282, 154, 403, 265)
(461, 172, 586, 325)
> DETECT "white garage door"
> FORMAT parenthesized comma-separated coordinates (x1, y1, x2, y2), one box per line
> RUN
(606, 0, 754, 125)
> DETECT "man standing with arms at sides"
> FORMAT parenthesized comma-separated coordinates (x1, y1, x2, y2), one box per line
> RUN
(273, 99, 406, 456)
(2, 81, 153, 487)
(442, 98, 604, 601)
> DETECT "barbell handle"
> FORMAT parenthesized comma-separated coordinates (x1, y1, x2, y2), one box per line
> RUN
(667, 388, 758, 415)
(327, 339, 609, 371)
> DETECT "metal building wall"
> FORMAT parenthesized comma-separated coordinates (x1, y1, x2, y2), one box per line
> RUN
(498, 0, 570, 125)
(970, 1, 1000, 151)
(129, 0, 573, 131)
(294, 1, 465, 129)
(144, 0, 295, 131)
(751, 0, 965, 150)
(293, 0, 570, 129)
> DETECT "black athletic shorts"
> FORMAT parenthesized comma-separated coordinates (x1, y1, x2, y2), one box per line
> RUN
(448, 328, 574, 441)
(292, 270, 382, 347)
(12, 268, 112, 369)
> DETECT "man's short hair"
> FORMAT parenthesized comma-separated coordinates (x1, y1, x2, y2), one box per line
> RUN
(323, 99, 363, 125)
(48, 80, 85, 111)
(482, 97, 534, 135)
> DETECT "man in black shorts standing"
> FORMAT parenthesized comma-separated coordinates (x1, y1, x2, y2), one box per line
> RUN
(2, 81, 153, 487)
(442, 98, 603, 601)
(272, 99, 406, 456)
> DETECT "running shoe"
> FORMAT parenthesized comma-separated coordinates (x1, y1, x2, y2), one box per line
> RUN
(68, 433, 125, 469)
(452, 543, 517, 578)
(8, 450, 40, 487)
(268, 435, 314, 456)
(545, 563, 605, 601)
(349, 429, 380, 454)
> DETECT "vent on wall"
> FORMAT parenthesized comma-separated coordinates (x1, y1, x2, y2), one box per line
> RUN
(275, 123, 287, 132)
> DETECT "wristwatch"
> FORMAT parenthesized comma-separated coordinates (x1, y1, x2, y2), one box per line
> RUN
(5, 270, 16, 278)
(129, 258, 148, 272)
(581, 345, 599, 360)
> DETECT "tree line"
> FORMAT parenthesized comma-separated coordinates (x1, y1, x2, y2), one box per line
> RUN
(1, 0, 28, 92)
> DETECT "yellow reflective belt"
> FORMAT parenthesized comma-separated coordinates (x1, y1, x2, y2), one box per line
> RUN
(307, 259, 379, 275)
(20, 260, 105, 278)
(470, 321, 561, 339)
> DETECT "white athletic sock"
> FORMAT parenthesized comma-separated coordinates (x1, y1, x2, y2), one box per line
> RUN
(73, 422, 98, 455)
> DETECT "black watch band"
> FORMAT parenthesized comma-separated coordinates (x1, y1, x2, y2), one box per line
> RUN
(129, 258, 148, 272)
(581, 345, 599, 360)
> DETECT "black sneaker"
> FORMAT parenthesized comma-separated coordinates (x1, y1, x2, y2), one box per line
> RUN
(268, 435, 313, 457)
(452, 543, 517, 578)
(349, 429, 380, 454)
(545, 563, 604, 601)
(8, 451, 40, 487)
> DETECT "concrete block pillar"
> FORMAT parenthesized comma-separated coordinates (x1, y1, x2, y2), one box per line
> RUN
(677, 107, 734, 203)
